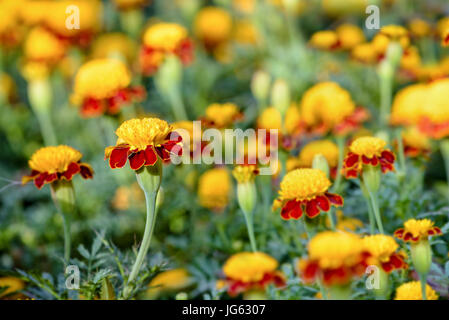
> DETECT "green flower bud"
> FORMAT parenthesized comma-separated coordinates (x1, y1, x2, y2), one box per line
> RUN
(28, 78, 52, 114)
(386, 42, 403, 69)
(243, 290, 268, 300)
(176, 292, 189, 300)
(373, 268, 390, 299)
(312, 154, 330, 178)
(411, 239, 432, 276)
(50, 180, 76, 215)
(237, 181, 257, 215)
(363, 165, 381, 194)
(251, 70, 271, 103)
(156, 55, 182, 95)
(377, 60, 394, 80)
(136, 161, 162, 196)
(271, 79, 290, 117)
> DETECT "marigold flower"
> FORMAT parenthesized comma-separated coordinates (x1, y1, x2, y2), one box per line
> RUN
(299, 231, 370, 286)
(372, 25, 410, 56)
(23, 27, 66, 68)
(257, 107, 282, 132)
(140, 22, 193, 75)
(390, 83, 428, 126)
(72, 58, 145, 117)
(198, 168, 231, 210)
(0, 276, 25, 299)
(276, 168, 343, 220)
(90, 33, 137, 65)
(400, 126, 431, 158)
(363, 235, 407, 273)
(298, 139, 339, 170)
(418, 78, 449, 139)
(202, 103, 242, 128)
(394, 281, 438, 300)
(343, 136, 395, 179)
(232, 165, 259, 184)
(408, 19, 432, 38)
(299, 82, 368, 136)
(194, 7, 233, 50)
(351, 42, 378, 64)
(336, 24, 365, 50)
(394, 219, 442, 243)
(22, 145, 94, 189)
(309, 31, 339, 50)
(222, 252, 285, 296)
(233, 20, 259, 45)
(105, 118, 182, 171)
(0, 0, 25, 48)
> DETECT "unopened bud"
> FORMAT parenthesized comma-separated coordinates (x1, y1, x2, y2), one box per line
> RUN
(271, 79, 290, 117)
(312, 154, 330, 178)
(251, 70, 271, 103)
(411, 240, 432, 276)
(386, 42, 403, 69)
(50, 180, 76, 215)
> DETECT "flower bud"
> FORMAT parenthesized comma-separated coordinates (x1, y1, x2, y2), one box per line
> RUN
(411, 240, 432, 276)
(136, 160, 162, 195)
(251, 70, 271, 103)
(28, 78, 52, 114)
(377, 60, 394, 80)
(237, 181, 257, 215)
(373, 268, 389, 299)
(271, 79, 290, 117)
(386, 42, 403, 69)
(362, 165, 381, 194)
(243, 290, 268, 300)
(156, 55, 182, 95)
(312, 154, 330, 178)
(50, 180, 75, 215)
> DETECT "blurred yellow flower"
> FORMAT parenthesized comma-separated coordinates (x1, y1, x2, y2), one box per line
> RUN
(232, 165, 259, 183)
(394, 281, 438, 300)
(390, 83, 427, 126)
(146, 268, 192, 299)
(194, 7, 233, 49)
(372, 25, 410, 55)
(203, 103, 242, 128)
(309, 30, 339, 50)
(408, 19, 432, 38)
(23, 27, 66, 66)
(336, 24, 365, 50)
(0, 277, 25, 298)
(298, 140, 339, 168)
(363, 234, 407, 273)
(90, 33, 137, 64)
(198, 168, 231, 210)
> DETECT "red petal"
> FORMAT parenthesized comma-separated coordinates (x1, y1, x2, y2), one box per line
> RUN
(325, 193, 344, 206)
(394, 228, 404, 239)
(305, 199, 320, 218)
(80, 163, 94, 179)
(155, 146, 170, 161)
(316, 195, 330, 212)
(129, 151, 146, 170)
(144, 146, 157, 166)
(62, 162, 80, 180)
(281, 200, 303, 220)
(344, 153, 359, 168)
(109, 147, 130, 169)
(362, 155, 371, 164)
(34, 173, 46, 189)
(380, 150, 395, 163)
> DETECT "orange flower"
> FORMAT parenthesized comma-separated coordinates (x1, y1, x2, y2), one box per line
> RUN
(140, 22, 193, 75)
(394, 219, 442, 243)
(275, 168, 343, 220)
(72, 58, 145, 117)
(363, 235, 407, 273)
(104, 118, 182, 170)
(22, 145, 93, 189)
(343, 136, 395, 178)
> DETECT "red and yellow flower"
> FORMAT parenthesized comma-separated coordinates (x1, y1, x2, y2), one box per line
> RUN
(71, 58, 145, 117)
(140, 22, 193, 75)
(194, 6, 233, 51)
(222, 252, 285, 297)
(394, 219, 442, 243)
(22, 145, 94, 189)
(309, 24, 365, 51)
(363, 235, 407, 273)
(274, 168, 343, 220)
(299, 82, 369, 136)
(105, 118, 182, 171)
(343, 136, 395, 178)
(201, 103, 243, 129)
(400, 126, 431, 158)
(298, 231, 370, 286)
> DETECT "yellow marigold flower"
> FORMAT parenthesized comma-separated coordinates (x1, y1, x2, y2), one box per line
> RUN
(0, 277, 25, 298)
(203, 103, 242, 128)
(300, 82, 365, 135)
(401, 126, 431, 158)
(0, 0, 25, 47)
(257, 107, 282, 131)
(363, 234, 407, 273)
(327, 210, 363, 232)
(400, 46, 421, 72)
(394, 218, 442, 243)
(105, 117, 181, 170)
(222, 252, 285, 296)
(408, 19, 432, 38)
(232, 165, 259, 184)
(336, 24, 365, 50)
(194, 7, 233, 49)
(111, 183, 144, 211)
(309, 30, 339, 50)
(22, 145, 94, 189)
(198, 168, 231, 210)
(372, 25, 410, 55)
(284, 103, 301, 135)
(394, 281, 438, 300)
(390, 83, 427, 126)
(146, 268, 192, 299)
(90, 33, 137, 64)
(73, 58, 131, 103)
(299, 231, 369, 286)
(276, 168, 343, 220)
(351, 42, 378, 64)
(24, 27, 66, 64)
(143, 23, 188, 52)
(113, 0, 149, 10)
(298, 140, 339, 169)
(350, 136, 386, 159)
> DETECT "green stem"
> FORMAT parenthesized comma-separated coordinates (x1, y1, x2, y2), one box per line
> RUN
(368, 190, 384, 234)
(35, 109, 57, 146)
(243, 211, 257, 252)
(365, 196, 376, 234)
(379, 73, 393, 129)
(331, 136, 345, 194)
(124, 190, 159, 298)
(168, 88, 188, 121)
(326, 207, 335, 231)
(61, 212, 71, 263)
(419, 273, 427, 300)
(439, 140, 449, 202)
(395, 128, 406, 179)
